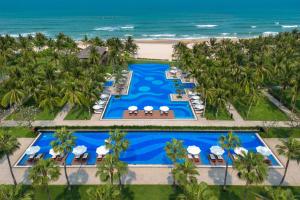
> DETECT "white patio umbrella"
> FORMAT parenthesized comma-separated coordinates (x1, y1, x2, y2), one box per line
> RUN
(159, 106, 169, 112)
(144, 106, 153, 111)
(25, 146, 40, 155)
(187, 145, 201, 155)
(234, 147, 248, 156)
(194, 104, 205, 110)
(256, 146, 272, 156)
(97, 100, 106, 105)
(170, 70, 177, 74)
(188, 91, 197, 96)
(128, 106, 138, 111)
(72, 145, 87, 156)
(171, 66, 177, 70)
(210, 145, 225, 156)
(100, 94, 109, 99)
(192, 100, 204, 104)
(93, 105, 102, 110)
(191, 95, 201, 100)
(96, 145, 109, 155)
(49, 148, 60, 157)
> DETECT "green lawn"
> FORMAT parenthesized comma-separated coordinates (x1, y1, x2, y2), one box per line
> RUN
(233, 95, 289, 121)
(205, 105, 232, 120)
(9, 185, 300, 200)
(0, 127, 37, 137)
(269, 88, 300, 115)
(64, 106, 92, 120)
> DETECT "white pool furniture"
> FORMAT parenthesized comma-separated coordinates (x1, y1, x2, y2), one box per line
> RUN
(187, 145, 201, 155)
(210, 145, 225, 156)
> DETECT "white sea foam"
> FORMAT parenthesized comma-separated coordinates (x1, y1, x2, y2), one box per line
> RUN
(281, 25, 298, 28)
(142, 34, 176, 38)
(262, 31, 278, 37)
(251, 26, 257, 29)
(94, 25, 135, 32)
(196, 24, 218, 28)
(221, 33, 230, 36)
(121, 25, 134, 30)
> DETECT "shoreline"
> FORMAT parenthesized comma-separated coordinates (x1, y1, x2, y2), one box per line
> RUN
(134, 37, 248, 44)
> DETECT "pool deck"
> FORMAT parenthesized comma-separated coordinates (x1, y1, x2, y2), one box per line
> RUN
(123, 110, 175, 119)
(1, 138, 300, 186)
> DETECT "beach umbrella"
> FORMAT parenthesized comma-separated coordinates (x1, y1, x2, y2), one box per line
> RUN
(93, 105, 102, 110)
(96, 145, 109, 155)
(188, 91, 197, 96)
(194, 104, 205, 110)
(97, 100, 106, 105)
(170, 70, 177, 74)
(159, 106, 169, 112)
(25, 146, 40, 155)
(256, 146, 272, 156)
(128, 106, 138, 111)
(210, 145, 225, 156)
(72, 145, 87, 156)
(191, 95, 200, 100)
(144, 106, 153, 111)
(49, 148, 60, 157)
(187, 145, 201, 155)
(234, 147, 248, 156)
(100, 94, 109, 99)
(192, 100, 203, 104)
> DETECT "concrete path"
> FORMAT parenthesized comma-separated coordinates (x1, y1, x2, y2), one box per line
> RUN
(1, 138, 299, 186)
(263, 90, 299, 120)
(226, 103, 244, 122)
(54, 104, 72, 121)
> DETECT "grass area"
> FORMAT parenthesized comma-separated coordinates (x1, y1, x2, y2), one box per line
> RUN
(260, 127, 300, 138)
(269, 88, 300, 115)
(205, 105, 232, 120)
(64, 106, 92, 120)
(0, 127, 37, 137)
(10, 185, 300, 200)
(233, 95, 289, 121)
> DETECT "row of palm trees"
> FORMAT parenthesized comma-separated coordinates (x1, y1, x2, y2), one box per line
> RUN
(0, 33, 137, 118)
(0, 128, 299, 199)
(173, 30, 300, 118)
(164, 131, 300, 199)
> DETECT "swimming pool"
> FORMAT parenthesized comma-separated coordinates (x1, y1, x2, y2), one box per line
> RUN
(103, 64, 195, 119)
(17, 131, 282, 167)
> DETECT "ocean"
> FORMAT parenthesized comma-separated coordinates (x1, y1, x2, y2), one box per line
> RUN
(0, 0, 299, 40)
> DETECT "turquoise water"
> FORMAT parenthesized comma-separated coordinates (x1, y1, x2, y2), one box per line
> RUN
(103, 64, 195, 119)
(0, 0, 299, 39)
(17, 131, 281, 166)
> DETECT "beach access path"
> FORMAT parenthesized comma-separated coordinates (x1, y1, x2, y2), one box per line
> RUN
(1, 138, 299, 186)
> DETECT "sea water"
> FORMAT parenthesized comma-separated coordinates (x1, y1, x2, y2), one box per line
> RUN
(0, 0, 299, 39)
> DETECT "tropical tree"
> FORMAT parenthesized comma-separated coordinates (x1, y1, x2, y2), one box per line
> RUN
(177, 182, 218, 200)
(0, 184, 33, 200)
(51, 127, 75, 190)
(165, 139, 186, 185)
(0, 130, 20, 185)
(219, 131, 240, 190)
(255, 187, 297, 200)
(276, 137, 300, 185)
(173, 159, 199, 185)
(29, 159, 60, 200)
(234, 152, 268, 200)
(96, 154, 117, 185)
(86, 184, 121, 200)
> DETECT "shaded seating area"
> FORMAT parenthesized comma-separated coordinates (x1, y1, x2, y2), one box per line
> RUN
(25, 146, 43, 164)
(256, 146, 273, 166)
(187, 145, 201, 164)
(72, 145, 89, 165)
(123, 110, 175, 119)
(209, 145, 225, 165)
(96, 145, 109, 163)
(187, 90, 205, 115)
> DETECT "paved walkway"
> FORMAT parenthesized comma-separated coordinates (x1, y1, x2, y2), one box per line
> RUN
(263, 90, 299, 120)
(226, 103, 244, 122)
(1, 138, 299, 186)
(54, 104, 72, 121)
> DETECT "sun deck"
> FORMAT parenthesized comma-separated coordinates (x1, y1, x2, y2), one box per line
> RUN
(123, 110, 175, 119)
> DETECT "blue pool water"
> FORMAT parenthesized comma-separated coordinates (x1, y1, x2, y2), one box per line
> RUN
(103, 64, 195, 119)
(17, 131, 281, 166)
(104, 80, 114, 87)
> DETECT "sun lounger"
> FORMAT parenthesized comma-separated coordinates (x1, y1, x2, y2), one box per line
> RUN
(231, 154, 239, 161)
(187, 154, 193, 161)
(129, 110, 134, 115)
(263, 157, 272, 165)
(209, 154, 217, 164)
(194, 154, 200, 163)
(28, 154, 36, 162)
(74, 154, 81, 160)
(82, 153, 89, 161)
(134, 110, 138, 115)
(35, 153, 44, 161)
(216, 155, 224, 163)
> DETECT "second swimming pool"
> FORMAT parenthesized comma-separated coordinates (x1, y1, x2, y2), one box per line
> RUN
(17, 131, 281, 167)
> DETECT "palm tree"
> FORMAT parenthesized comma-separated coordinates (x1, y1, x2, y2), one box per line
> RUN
(255, 187, 297, 200)
(86, 184, 121, 200)
(51, 127, 75, 190)
(173, 159, 199, 185)
(1, 87, 25, 110)
(29, 159, 60, 200)
(0, 129, 20, 185)
(0, 184, 33, 200)
(276, 137, 300, 185)
(177, 182, 218, 200)
(234, 152, 268, 200)
(219, 131, 240, 190)
(96, 154, 117, 185)
(165, 139, 186, 185)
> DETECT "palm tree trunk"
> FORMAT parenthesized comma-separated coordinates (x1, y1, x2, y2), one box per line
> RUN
(64, 155, 70, 190)
(110, 171, 114, 185)
(118, 172, 122, 187)
(46, 185, 51, 200)
(246, 100, 254, 119)
(280, 159, 290, 185)
(223, 152, 230, 190)
(6, 154, 17, 185)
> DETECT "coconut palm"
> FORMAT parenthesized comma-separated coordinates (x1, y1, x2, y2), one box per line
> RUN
(96, 154, 117, 185)
(234, 152, 268, 200)
(0, 130, 20, 185)
(173, 159, 199, 185)
(219, 131, 240, 190)
(0, 184, 33, 200)
(86, 184, 121, 200)
(177, 182, 218, 200)
(29, 159, 60, 200)
(276, 137, 300, 185)
(255, 187, 297, 200)
(51, 127, 75, 190)
(165, 139, 187, 185)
